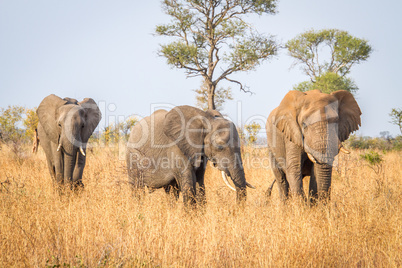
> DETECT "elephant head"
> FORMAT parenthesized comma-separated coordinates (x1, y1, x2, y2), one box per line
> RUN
(37, 94, 101, 184)
(163, 105, 254, 202)
(271, 90, 361, 198)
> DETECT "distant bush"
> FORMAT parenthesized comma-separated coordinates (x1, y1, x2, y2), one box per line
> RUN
(0, 106, 39, 144)
(347, 134, 402, 151)
(360, 150, 383, 166)
(244, 122, 261, 146)
(0, 106, 39, 161)
(98, 117, 138, 146)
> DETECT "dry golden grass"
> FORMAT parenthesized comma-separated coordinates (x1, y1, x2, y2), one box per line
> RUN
(0, 145, 401, 267)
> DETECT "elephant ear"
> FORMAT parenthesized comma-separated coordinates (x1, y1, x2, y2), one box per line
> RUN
(331, 90, 362, 142)
(163, 106, 210, 163)
(78, 98, 102, 142)
(37, 94, 68, 143)
(270, 90, 305, 148)
(63, 97, 78, 104)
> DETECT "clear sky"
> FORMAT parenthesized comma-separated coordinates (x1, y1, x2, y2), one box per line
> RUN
(1, 0, 401, 137)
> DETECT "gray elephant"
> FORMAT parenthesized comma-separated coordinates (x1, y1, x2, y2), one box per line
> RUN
(36, 94, 101, 188)
(266, 90, 361, 203)
(126, 105, 255, 206)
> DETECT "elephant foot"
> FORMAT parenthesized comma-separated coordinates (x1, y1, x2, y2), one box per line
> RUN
(182, 194, 197, 211)
(196, 196, 207, 207)
(71, 180, 84, 191)
(130, 186, 146, 202)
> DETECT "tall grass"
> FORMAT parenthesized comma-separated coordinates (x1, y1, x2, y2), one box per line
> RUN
(0, 146, 401, 267)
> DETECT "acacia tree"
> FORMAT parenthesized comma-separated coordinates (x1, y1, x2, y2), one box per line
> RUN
(155, 0, 278, 110)
(194, 81, 233, 111)
(390, 108, 402, 134)
(287, 29, 372, 93)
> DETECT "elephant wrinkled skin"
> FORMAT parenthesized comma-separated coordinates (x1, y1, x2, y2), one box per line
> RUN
(266, 90, 361, 203)
(126, 105, 254, 207)
(36, 94, 101, 188)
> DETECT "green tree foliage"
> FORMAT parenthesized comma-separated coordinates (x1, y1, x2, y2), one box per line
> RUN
(389, 108, 402, 134)
(101, 125, 116, 146)
(287, 29, 372, 93)
(156, 0, 278, 110)
(293, 72, 358, 94)
(360, 150, 384, 175)
(23, 107, 39, 140)
(0, 105, 35, 159)
(244, 122, 261, 145)
(117, 117, 138, 141)
(194, 81, 233, 111)
(101, 117, 138, 145)
(360, 150, 383, 165)
(347, 134, 402, 151)
(0, 106, 25, 143)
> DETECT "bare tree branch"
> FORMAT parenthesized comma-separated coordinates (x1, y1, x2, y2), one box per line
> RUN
(224, 76, 253, 94)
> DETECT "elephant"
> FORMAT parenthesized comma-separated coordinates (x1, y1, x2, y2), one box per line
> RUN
(126, 105, 255, 207)
(36, 94, 101, 188)
(266, 90, 361, 203)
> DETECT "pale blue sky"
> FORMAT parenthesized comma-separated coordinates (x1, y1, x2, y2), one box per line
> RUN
(1, 0, 401, 137)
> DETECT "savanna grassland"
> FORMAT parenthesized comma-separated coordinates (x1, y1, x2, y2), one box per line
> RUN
(0, 145, 401, 267)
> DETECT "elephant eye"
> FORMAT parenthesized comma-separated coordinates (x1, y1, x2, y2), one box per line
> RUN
(81, 124, 85, 128)
(216, 145, 224, 151)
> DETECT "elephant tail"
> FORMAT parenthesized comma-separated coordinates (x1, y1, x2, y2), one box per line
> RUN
(32, 128, 39, 153)
(266, 179, 276, 198)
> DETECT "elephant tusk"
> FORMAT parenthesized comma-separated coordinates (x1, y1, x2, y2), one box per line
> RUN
(340, 146, 350, 154)
(246, 182, 256, 189)
(79, 146, 86, 156)
(57, 143, 62, 152)
(221, 171, 236, 192)
(307, 153, 317, 163)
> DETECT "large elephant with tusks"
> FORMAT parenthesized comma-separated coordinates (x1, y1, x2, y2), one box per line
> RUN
(266, 90, 361, 203)
(36, 94, 101, 189)
(126, 105, 255, 207)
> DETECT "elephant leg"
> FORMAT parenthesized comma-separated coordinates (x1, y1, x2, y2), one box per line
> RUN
(273, 166, 289, 201)
(285, 142, 306, 200)
(195, 157, 207, 206)
(195, 177, 206, 206)
(127, 168, 146, 200)
(126, 152, 146, 195)
(42, 142, 59, 182)
(269, 153, 289, 201)
(308, 164, 318, 204)
(45, 157, 56, 180)
(179, 169, 197, 208)
(72, 151, 86, 189)
(53, 151, 64, 185)
(164, 180, 180, 201)
(287, 172, 305, 199)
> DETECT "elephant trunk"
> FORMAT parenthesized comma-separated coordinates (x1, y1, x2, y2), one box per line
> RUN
(63, 147, 78, 185)
(60, 131, 81, 186)
(228, 167, 247, 203)
(314, 163, 333, 201)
